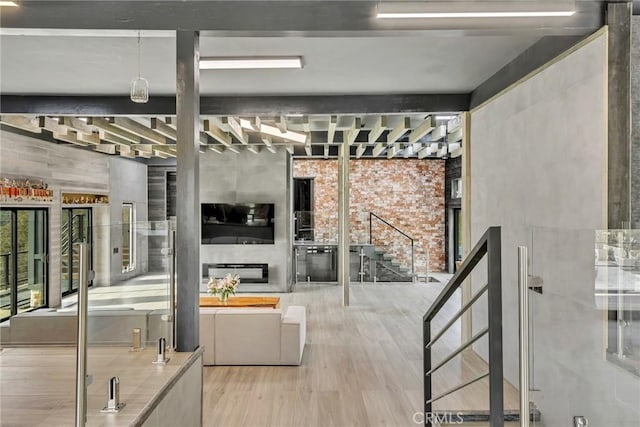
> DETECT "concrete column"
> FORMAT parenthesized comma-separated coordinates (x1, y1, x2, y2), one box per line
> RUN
(175, 31, 200, 352)
(631, 15, 640, 227)
(607, 2, 632, 229)
(338, 142, 350, 306)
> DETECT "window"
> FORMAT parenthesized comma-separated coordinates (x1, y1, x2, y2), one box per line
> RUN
(0, 208, 48, 321)
(61, 208, 92, 296)
(122, 203, 135, 273)
(452, 178, 462, 199)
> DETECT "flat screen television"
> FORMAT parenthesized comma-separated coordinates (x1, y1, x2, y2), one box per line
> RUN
(201, 203, 275, 244)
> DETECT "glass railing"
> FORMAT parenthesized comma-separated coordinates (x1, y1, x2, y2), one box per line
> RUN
(58, 220, 174, 348)
(528, 227, 640, 427)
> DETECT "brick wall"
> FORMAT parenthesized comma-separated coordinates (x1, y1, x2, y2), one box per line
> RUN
(293, 159, 445, 272)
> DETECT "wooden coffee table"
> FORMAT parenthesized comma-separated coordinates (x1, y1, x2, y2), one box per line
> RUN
(199, 296, 280, 309)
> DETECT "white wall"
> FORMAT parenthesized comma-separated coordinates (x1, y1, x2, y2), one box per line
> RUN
(470, 31, 638, 426)
(199, 149, 292, 293)
(106, 157, 148, 283)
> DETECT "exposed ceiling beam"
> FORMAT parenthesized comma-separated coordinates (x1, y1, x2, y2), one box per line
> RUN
(38, 116, 66, 135)
(372, 142, 386, 158)
(344, 117, 362, 146)
(302, 117, 311, 133)
(356, 144, 366, 158)
(408, 116, 436, 143)
(88, 117, 140, 145)
(150, 118, 178, 140)
(98, 130, 134, 147)
(327, 115, 337, 144)
(304, 143, 312, 156)
(431, 124, 447, 141)
(247, 145, 261, 154)
(261, 134, 273, 148)
(58, 116, 93, 135)
(387, 143, 401, 159)
(249, 116, 261, 132)
(94, 143, 117, 155)
(276, 116, 288, 133)
(77, 132, 100, 145)
(221, 117, 247, 144)
(150, 145, 177, 157)
(448, 127, 463, 142)
(203, 119, 232, 146)
(111, 117, 167, 145)
(368, 115, 387, 143)
(387, 117, 411, 144)
(0, 94, 471, 116)
(207, 145, 225, 154)
(0, 115, 41, 133)
(53, 130, 88, 147)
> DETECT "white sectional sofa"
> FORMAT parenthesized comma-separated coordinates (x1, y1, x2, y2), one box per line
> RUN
(199, 305, 306, 366)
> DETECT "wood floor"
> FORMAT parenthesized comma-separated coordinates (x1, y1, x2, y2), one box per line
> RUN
(203, 281, 519, 427)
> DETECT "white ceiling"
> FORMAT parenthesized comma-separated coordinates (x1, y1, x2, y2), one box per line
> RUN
(0, 32, 538, 96)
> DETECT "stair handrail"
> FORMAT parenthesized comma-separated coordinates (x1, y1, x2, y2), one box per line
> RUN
(369, 212, 415, 275)
(423, 226, 503, 427)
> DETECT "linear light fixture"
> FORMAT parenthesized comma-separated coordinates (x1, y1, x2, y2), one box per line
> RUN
(377, 2, 575, 19)
(200, 56, 303, 70)
(0, 1, 18, 6)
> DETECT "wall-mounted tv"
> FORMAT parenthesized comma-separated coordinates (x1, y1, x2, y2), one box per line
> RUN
(201, 203, 275, 244)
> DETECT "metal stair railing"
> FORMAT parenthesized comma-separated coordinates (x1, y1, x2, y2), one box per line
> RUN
(423, 226, 503, 427)
(369, 212, 415, 275)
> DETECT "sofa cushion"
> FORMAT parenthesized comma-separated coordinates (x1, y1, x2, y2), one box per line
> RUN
(280, 306, 306, 365)
(214, 309, 282, 365)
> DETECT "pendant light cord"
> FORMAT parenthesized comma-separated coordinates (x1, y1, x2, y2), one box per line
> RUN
(137, 30, 141, 78)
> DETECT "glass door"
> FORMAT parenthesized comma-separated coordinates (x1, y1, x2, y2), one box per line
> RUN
(0, 210, 13, 320)
(0, 208, 48, 320)
(61, 208, 92, 296)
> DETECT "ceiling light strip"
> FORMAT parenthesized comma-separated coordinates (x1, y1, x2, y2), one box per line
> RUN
(200, 57, 303, 70)
(377, 11, 575, 19)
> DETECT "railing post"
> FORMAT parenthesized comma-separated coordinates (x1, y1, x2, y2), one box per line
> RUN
(411, 239, 415, 275)
(75, 242, 89, 427)
(369, 212, 372, 245)
(169, 226, 176, 350)
(487, 227, 504, 427)
(424, 318, 432, 427)
(518, 246, 530, 427)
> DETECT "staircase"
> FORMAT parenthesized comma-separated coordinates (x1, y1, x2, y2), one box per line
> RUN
(370, 247, 413, 282)
(368, 212, 416, 282)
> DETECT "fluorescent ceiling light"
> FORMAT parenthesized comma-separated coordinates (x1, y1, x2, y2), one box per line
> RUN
(239, 119, 307, 144)
(0, 1, 18, 6)
(200, 57, 303, 70)
(377, 2, 575, 19)
(378, 11, 575, 18)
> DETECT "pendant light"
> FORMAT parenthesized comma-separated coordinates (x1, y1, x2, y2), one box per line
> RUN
(130, 31, 149, 104)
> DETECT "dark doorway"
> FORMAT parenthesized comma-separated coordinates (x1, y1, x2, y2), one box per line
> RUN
(0, 208, 48, 320)
(61, 208, 92, 296)
(453, 208, 463, 271)
(293, 178, 314, 241)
